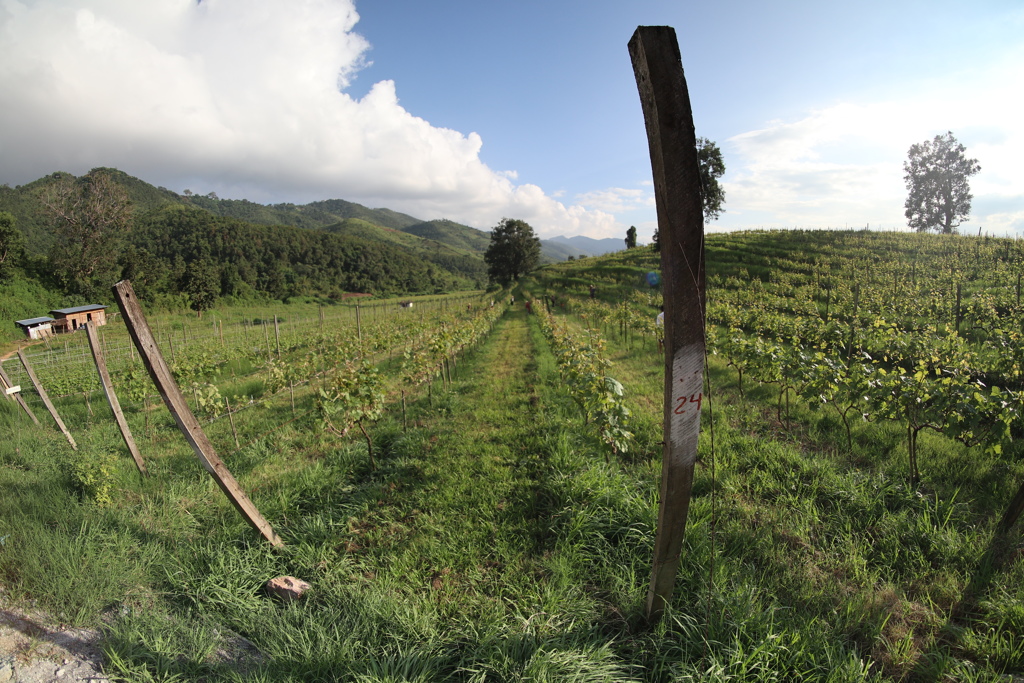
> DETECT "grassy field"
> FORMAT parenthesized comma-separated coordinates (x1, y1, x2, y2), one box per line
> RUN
(2, 230, 1024, 680)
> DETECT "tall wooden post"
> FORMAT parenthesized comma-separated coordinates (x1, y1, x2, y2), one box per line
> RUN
(17, 350, 77, 450)
(112, 281, 282, 547)
(356, 304, 362, 346)
(274, 315, 281, 358)
(629, 25, 707, 622)
(86, 322, 147, 476)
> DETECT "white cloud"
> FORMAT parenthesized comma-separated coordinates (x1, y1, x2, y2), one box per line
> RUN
(574, 187, 654, 214)
(719, 53, 1024, 233)
(0, 0, 613, 236)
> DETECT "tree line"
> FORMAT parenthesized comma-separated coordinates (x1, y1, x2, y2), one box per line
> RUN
(0, 169, 480, 316)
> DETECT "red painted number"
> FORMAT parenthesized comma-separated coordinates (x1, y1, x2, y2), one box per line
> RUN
(674, 392, 703, 415)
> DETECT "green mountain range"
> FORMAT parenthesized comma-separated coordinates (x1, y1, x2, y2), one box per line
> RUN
(0, 167, 627, 322)
(0, 168, 497, 303)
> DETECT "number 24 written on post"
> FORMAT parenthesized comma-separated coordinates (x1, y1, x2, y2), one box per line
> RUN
(674, 392, 703, 415)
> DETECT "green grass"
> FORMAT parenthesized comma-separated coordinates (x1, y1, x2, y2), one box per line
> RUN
(3, 234, 1024, 679)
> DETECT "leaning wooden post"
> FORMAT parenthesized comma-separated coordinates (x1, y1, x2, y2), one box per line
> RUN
(112, 280, 282, 547)
(998, 480, 1024, 532)
(86, 322, 147, 476)
(16, 350, 77, 450)
(0, 362, 40, 425)
(629, 25, 707, 622)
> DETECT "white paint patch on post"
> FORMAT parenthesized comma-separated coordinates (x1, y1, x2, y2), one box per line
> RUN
(669, 343, 704, 466)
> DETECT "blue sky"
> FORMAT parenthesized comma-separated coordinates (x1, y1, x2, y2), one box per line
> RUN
(0, 0, 1021, 241)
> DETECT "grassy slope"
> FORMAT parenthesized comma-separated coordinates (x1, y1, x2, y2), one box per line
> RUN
(523, 234, 1024, 681)
(4, 232, 1024, 680)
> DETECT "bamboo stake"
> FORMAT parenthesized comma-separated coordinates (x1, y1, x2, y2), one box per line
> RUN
(226, 396, 240, 448)
(86, 322, 147, 476)
(112, 280, 282, 546)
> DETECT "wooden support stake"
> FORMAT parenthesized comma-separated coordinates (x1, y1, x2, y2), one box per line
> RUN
(16, 350, 76, 450)
(112, 280, 282, 547)
(356, 304, 363, 352)
(0, 363, 40, 425)
(85, 321, 147, 476)
(274, 315, 281, 358)
(629, 25, 707, 622)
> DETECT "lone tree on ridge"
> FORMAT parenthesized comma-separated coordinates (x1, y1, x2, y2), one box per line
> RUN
(697, 137, 726, 221)
(625, 225, 637, 249)
(653, 137, 726, 252)
(904, 131, 980, 234)
(484, 218, 540, 286)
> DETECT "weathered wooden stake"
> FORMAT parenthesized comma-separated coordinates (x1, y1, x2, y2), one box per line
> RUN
(274, 315, 281, 358)
(86, 322, 147, 476)
(112, 280, 282, 547)
(0, 363, 40, 425)
(356, 304, 363, 351)
(16, 350, 76, 450)
(263, 320, 272, 358)
(629, 25, 707, 622)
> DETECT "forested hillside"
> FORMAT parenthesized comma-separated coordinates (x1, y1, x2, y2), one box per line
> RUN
(0, 168, 492, 326)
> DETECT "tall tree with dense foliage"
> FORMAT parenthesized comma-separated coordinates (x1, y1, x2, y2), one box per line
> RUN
(697, 137, 726, 221)
(625, 225, 637, 249)
(0, 211, 25, 280)
(904, 131, 981, 234)
(182, 258, 220, 317)
(484, 218, 540, 286)
(44, 169, 133, 297)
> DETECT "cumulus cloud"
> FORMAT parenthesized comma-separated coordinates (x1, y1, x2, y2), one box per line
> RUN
(0, 0, 615, 237)
(720, 54, 1024, 233)
(574, 187, 654, 214)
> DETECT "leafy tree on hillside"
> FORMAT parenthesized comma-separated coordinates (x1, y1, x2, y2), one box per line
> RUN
(484, 218, 541, 286)
(697, 137, 726, 221)
(650, 137, 725, 254)
(625, 226, 637, 249)
(904, 131, 981, 234)
(44, 169, 132, 297)
(0, 211, 25, 280)
(183, 258, 220, 317)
